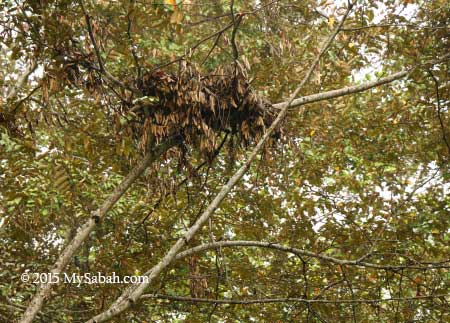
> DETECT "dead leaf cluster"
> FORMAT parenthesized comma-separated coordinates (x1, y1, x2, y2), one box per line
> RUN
(130, 61, 278, 158)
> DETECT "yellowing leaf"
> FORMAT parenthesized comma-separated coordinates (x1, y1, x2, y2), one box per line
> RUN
(170, 11, 183, 24)
(328, 16, 335, 28)
(165, 0, 177, 12)
(83, 136, 90, 151)
(367, 274, 377, 283)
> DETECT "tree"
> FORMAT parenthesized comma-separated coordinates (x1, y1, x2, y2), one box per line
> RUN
(1, 0, 449, 322)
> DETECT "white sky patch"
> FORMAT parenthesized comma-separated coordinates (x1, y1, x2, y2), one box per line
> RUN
(307, 159, 447, 233)
(352, 2, 419, 82)
(381, 287, 391, 300)
(225, 227, 236, 239)
(373, 1, 419, 24)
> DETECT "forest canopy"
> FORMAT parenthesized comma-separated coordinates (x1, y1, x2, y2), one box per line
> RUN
(0, 0, 449, 322)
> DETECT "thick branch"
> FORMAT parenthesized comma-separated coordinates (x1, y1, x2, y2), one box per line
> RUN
(272, 69, 409, 110)
(273, 53, 450, 111)
(18, 137, 180, 323)
(174, 241, 450, 270)
(85, 4, 353, 322)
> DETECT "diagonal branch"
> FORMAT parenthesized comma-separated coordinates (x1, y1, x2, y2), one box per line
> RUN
(428, 70, 450, 155)
(272, 68, 409, 110)
(17, 137, 181, 323)
(85, 4, 354, 323)
(11, 84, 41, 113)
(273, 53, 450, 111)
(6, 60, 37, 102)
(230, 0, 242, 61)
(79, 0, 140, 94)
(126, 0, 142, 79)
(150, 21, 235, 72)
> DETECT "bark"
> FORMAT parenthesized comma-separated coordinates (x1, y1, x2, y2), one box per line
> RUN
(272, 53, 450, 111)
(272, 69, 409, 111)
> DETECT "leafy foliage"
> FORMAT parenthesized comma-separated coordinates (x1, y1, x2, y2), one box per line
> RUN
(0, 0, 449, 322)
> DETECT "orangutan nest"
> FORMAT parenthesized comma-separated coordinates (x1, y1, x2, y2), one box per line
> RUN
(2, 51, 280, 159)
(128, 61, 279, 157)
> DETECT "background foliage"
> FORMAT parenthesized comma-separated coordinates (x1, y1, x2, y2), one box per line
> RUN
(1, 0, 449, 322)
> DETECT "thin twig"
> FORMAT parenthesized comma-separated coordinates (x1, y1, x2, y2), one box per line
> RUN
(342, 23, 450, 31)
(150, 21, 235, 73)
(152, 0, 279, 72)
(428, 70, 450, 155)
(142, 293, 450, 304)
(200, 31, 224, 66)
(230, 0, 242, 61)
(79, 0, 140, 94)
(11, 84, 41, 113)
(126, 0, 142, 79)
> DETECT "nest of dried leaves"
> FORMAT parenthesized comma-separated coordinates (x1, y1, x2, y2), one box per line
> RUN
(128, 62, 278, 157)
(3, 50, 280, 160)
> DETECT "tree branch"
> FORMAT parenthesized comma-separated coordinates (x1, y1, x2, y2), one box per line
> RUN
(141, 293, 450, 305)
(150, 21, 235, 73)
(173, 240, 450, 270)
(6, 60, 37, 102)
(17, 137, 181, 323)
(11, 84, 41, 113)
(85, 4, 353, 322)
(342, 23, 450, 32)
(272, 53, 450, 111)
(230, 0, 242, 61)
(428, 70, 450, 155)
(272, 69, 409, 110)
(85, 52, 450, 323)
(79, 0, 140, 94)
